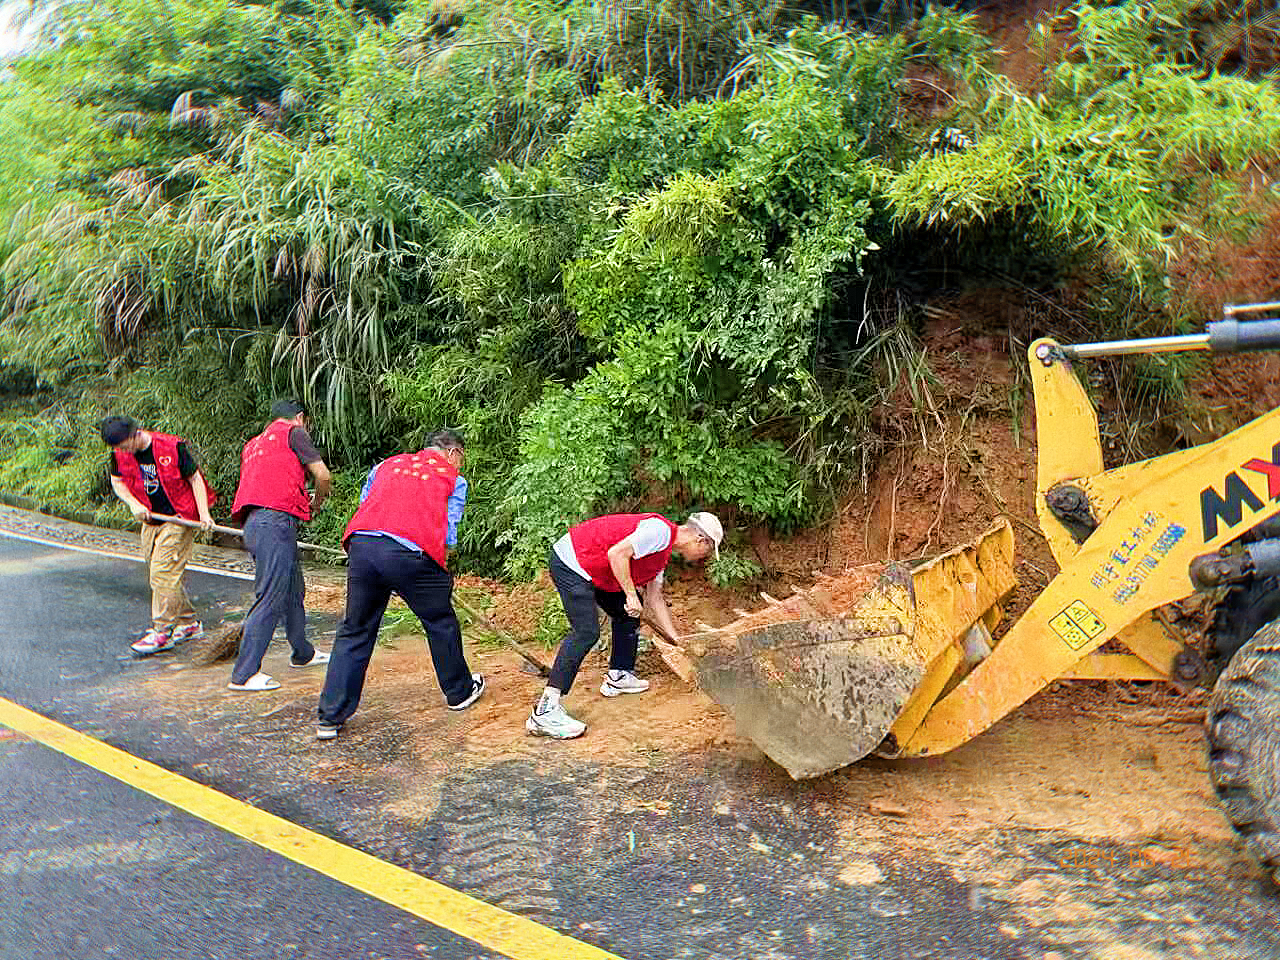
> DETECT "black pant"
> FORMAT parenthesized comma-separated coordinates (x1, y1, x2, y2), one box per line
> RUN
(232, 508, 314, 685)
(319, 534, 472, 726)
(547, 550, 640, 695)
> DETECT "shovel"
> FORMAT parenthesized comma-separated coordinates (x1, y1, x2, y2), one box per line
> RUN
(147, 513, 346, 556)
(639, 615, 697, 684)
(450, 593, 552, 678)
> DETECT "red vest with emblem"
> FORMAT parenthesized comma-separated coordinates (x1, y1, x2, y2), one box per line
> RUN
(231, 419, 312, 523)
(569, 513, 678, 592)
(342, 450, 457, 569)
(114, 432, 213, 522)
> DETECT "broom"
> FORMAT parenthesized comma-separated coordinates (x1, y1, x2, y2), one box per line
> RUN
(198, 621, 248, 665)
(144, 513, 344, 665)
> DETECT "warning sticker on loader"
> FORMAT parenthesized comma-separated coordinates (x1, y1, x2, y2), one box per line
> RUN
(1050, 601, 1106, 650)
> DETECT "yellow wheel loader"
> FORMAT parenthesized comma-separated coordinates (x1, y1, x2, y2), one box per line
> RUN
(674, 301, 1280, 883)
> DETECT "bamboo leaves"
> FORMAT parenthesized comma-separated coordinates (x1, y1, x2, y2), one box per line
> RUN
(888, 50, 1280, 277)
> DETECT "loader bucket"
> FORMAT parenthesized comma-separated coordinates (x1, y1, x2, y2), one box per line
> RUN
(687, 522, 1016, 780)
(695, 564, 920, 778)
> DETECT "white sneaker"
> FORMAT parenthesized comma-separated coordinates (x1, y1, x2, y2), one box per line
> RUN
(291, 649, 330, 668)
(316, 723, 340, 741)
(601, 670, 650, 697)
(526, 702, 586, 739)
(130, 630, 174, 657)
(227, 672, 281, 692)
(170, 621, 204, 644)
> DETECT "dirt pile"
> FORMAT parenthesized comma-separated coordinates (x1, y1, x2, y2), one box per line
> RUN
(124, 295, 1266, 868)
(687, 565, 887, 650)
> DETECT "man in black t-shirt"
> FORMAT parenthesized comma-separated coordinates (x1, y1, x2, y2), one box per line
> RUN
(102, 416, 215, 656)
(107, 442, 199, 519)
(226, 399, 332, 692)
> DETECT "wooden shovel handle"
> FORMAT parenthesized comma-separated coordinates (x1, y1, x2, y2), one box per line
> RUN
(452, 592, 552, 677)
(146, 513, 347, 557)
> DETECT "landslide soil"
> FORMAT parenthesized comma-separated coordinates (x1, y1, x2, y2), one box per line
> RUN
(115, 291, 1280, 891)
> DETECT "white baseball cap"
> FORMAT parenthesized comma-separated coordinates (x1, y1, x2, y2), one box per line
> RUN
(687, 512, 724, 558)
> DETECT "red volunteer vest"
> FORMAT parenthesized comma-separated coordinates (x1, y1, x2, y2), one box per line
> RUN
(114, 432, 213, 522)
(231, 419, 312, 523)
(343, 450, 457, 569)
(569, 513, 678, 593)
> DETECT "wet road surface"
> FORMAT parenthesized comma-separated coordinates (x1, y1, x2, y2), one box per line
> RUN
(1, 532, 1279, 959)
(0, 735, 500, 960)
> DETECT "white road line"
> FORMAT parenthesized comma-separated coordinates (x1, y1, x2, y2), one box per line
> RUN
(0, 528, 254, 581)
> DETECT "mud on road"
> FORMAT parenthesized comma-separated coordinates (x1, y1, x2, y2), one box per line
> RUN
(51, 628, 1270, 960)
(5, 308, 1280, 959)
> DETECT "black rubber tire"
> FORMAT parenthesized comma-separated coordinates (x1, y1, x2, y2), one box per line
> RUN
(1209, 576, 1280, 663)
(1208, 515, 1280, 662)
(1206, 620, 1280, 884)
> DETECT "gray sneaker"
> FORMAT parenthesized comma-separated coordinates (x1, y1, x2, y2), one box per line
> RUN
(525, 702, 586, 739)
(601, 670, 650, 697)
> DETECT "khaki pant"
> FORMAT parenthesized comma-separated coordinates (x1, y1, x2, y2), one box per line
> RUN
(140, 522, 197, 632)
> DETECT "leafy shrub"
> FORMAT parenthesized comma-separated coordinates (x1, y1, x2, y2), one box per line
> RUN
(708, 548, 764, 589)
(302, 468, 365, 548)
(888, 11, 1280, 278)
(0, 364, 40, 397)
(498, 383, 637, 580)
(384, 341, 552, 575)
(0, 403, 113, 518)
(913, 4, 994, 84)
(5, 0, 1280, 589)
(533, 592, 570, 651)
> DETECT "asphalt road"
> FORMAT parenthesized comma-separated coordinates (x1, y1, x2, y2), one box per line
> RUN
(0, 535, 500, 960)
(0, 736, 499, 960)
(1, 532, 1279, 960)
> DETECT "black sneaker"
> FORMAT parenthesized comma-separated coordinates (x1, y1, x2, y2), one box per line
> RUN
(447, 673, 485, 711)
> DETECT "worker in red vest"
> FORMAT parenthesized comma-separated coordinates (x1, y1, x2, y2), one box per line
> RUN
(101, 415, 217, 656)
(316, 429, 482, 740)
(227, 400, 333, 692)
(526, 511, 724, 739)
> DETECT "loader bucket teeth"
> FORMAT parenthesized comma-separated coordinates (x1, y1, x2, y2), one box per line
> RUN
(695, 564, 921, 779)
(686, 521, 1016, 780)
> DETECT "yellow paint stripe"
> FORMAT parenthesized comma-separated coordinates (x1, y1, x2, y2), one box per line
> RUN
(0, 697, 623, 960)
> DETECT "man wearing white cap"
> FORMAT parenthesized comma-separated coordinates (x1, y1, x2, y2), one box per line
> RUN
(527, 510, 724, 739)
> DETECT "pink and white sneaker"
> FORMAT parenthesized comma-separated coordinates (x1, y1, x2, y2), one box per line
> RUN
(170, 621, 205, 644)
(130, 630, 175, 657)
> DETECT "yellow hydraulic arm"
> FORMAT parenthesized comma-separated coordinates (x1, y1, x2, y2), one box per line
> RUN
(898, 306, 1280, 757)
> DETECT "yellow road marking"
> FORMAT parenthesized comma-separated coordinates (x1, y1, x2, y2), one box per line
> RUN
(0, 698, 623, 960)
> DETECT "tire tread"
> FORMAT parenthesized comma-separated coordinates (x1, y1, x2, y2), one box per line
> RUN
(1207, 621, 1280, 884)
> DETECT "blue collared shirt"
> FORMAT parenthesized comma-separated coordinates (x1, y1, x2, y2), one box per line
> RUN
(352, 460, 467, 554)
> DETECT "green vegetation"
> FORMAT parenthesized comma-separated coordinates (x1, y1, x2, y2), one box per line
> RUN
(708, 548, 765, 589)
(2, 0, 1278, 578)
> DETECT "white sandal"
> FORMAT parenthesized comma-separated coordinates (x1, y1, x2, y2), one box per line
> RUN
(227, 672, 281, 692)
(291, 650, 330, 669)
